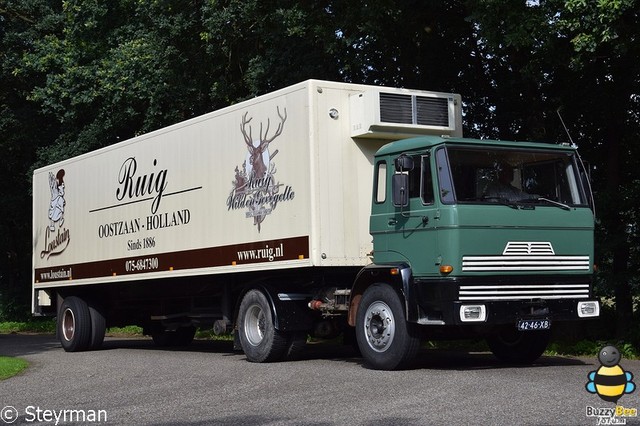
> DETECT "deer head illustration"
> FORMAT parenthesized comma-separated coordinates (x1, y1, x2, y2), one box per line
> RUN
(240, 106, 287, 179)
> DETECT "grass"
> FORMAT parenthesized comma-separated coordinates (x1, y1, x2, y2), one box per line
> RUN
(0, 320, 232, 340)
(0, 318, 56, 334)
(105, 325, 144, 337)
(0, 356, 28, 380)
(546, 339, 639, 359)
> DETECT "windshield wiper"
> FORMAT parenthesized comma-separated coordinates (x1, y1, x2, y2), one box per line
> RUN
(481, 196, 522, 209)
(536, 197, 571, 210)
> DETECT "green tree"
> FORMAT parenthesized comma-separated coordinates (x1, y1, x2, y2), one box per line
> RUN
(558, 0, 640, 337)
(24, 0, 221, 166)
(0, 0, 60, 319)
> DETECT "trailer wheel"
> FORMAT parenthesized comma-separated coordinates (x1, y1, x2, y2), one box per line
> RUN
(88, 304, 106, 350)
(487, 327, 550, 364)
(238, 290, 287, 363)
(152, 326, 196, 347)
(356, 284, 420, 370)
(58, 296, 92, 352)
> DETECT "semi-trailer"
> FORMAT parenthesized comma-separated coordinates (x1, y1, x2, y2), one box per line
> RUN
(33, 80, 599, 370)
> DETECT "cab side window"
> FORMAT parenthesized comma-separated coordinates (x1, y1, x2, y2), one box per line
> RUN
(407, 154, 433, 205)
(374, 161, 387, 203)
(408, 155, 421, 199)
(421, 155, 434, 204)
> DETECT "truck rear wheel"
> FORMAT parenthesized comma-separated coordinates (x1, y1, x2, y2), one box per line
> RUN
(487, 327, 550, 364)
(88, 303, 106, 350)
(238, 289, 287, 363)
(58, 296, 92, 352)
(356, 284, 420, 370)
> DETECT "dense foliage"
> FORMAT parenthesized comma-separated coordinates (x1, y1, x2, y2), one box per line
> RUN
(1, 1, 638, 343)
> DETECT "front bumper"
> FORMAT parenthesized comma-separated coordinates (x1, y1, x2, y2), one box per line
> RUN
(412, 275, 599, 326)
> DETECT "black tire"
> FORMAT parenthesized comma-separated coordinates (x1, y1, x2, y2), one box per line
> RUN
(238, 289, 287, 363)
(487, 327, 550, 364)
(285, 332, 307, 361)
(152, 326, 196, 347)
(356, 284, 420, 370)
(88, 304, 106, 350)
(58, 296, 92, 352)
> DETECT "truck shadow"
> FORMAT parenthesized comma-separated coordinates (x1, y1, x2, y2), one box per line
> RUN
(318, 348, 591, 371)
(0, 333, 61, 357)
(282, 339, 592, 370)
(0, 334, 593, 372)
(97, 337, 597, 371)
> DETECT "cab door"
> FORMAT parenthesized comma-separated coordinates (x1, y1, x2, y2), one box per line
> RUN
(372, 153, 440, 276)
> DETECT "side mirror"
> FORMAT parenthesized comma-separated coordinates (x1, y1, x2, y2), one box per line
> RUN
(392, 173, 409, 207)
(394, 155, 414, 172)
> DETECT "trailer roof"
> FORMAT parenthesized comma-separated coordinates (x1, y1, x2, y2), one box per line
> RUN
(375, 135, 576, 156)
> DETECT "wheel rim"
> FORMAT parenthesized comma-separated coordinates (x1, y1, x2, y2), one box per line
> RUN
(244, 304, 266, 346)
(363, 301, 395, 353)
(62, 308, 75, 342)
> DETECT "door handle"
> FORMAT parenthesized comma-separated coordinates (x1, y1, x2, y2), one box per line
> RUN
(388, 218, 397, 226)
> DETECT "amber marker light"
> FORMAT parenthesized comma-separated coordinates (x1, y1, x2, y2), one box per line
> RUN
(390, 268, 400, 275)
(440, 265, 454, 274)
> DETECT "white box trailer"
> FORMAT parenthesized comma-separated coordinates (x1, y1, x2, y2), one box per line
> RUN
(33, 80, 460, 285)
(33, 79, 598, 370)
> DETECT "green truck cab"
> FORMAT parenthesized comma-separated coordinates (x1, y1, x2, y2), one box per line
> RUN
(352, 135, 599, 369)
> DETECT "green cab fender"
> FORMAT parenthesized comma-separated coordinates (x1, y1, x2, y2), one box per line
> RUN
(348, 263, 419, 326)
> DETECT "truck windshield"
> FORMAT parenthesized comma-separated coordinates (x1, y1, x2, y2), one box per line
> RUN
(442, 145, 589, 207)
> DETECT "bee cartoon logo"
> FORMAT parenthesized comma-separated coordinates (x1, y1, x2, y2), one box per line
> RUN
(586, 345, 636, 403)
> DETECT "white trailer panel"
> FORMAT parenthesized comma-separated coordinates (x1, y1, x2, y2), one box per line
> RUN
(33, 80, 461, 289)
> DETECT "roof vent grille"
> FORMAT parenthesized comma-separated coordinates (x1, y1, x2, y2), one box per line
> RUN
(349, 89, 461, 139)
(379, 93, 450, 128)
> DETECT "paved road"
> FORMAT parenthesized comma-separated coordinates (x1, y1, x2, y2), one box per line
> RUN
(0, 334, 638, 425)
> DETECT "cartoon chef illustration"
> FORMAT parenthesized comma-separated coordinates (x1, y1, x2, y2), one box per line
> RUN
(48, 169, 66, 231)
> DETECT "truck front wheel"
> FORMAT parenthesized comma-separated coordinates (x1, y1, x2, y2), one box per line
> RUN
(356, 284, 420, 370)
(238, 289, 288, 363)
(487, 327, 550, 364)
(58, 296, 92, 352)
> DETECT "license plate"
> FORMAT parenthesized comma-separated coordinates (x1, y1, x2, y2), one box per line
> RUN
(517, 319, 551, 331)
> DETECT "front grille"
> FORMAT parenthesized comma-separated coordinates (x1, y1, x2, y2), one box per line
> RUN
(462, 255, 590, 272)
(459, 283, 590, 301)
(503, 241, 555, 255)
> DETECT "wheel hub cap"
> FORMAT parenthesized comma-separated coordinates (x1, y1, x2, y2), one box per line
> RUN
(244, 304, 266, 346)
(364, 301, 395, 353)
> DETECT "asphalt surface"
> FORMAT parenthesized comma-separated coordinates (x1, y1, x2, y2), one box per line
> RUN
(1, 334, 639, 425)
